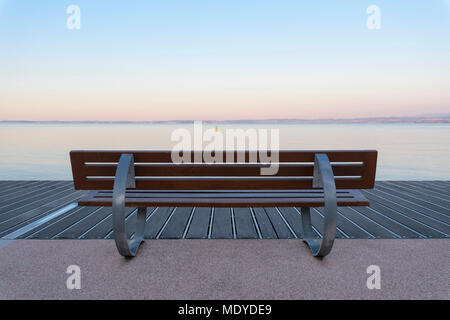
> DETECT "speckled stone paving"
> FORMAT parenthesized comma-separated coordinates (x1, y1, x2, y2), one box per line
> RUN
(0, 239, 448, 299)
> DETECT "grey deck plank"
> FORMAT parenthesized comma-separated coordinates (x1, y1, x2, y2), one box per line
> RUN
(233, 208, 258, 239)
(144, 207, 175, 239)
(404, 181, 450, 196)
(0, 182, 74, 214)
(0, 180, 70, 203)
(0, 190, 84, 236)
(402, 181, 450, 198)
(263, 207, 294, 239)
(279, 207, 347, 238)
(361, 190, 450, 236)
(26, 206, 101, 239)
(0, 181, 70, 208)
(0, 188, 84, 227)
(55, 207, 111, 239)
(310, 208, 348, 238)
(378, 182, 450, 210)
(336, 207, 398, 238)
(316, 207, 374, 239)
(185, 207, 212, 239)
(0, 180, 449, 240)
(361, 192, 448, 238)
(435, 181, 450, 189)
(277, 207, 302, 238)
(308, 208, 326, 238)
(159, 207, 193, 239)
(0, 181, 47, 197)
(80, 207, 135, 239)
(107, 209, 138, 239)
(0, 181, 33, 192)
(391, 181, 450, 199)
(371, 186, 450, 222)
(424, 181, 450, 191)
(349, 206, 420, 238)
(252, 208, 277, 239)
(211, 208, 233, 239)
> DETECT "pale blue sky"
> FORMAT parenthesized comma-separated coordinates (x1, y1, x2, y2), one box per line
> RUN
(1, 1, 449, 120)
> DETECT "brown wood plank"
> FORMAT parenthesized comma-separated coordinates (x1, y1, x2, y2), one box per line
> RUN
(71, 150, 377, 163)
(91, 190, 357, 198)
(77, 188, 370, 207)
(70, 150, 377, 190)
(82, 163, 365, 177)
(78, 177, 372, 191)
(79, 197, 369, 208)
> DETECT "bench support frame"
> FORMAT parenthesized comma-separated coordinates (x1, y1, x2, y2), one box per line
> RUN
(301, 154, 337, 257)
(111, 153, 337, 258)
(112, 154, 147, 257)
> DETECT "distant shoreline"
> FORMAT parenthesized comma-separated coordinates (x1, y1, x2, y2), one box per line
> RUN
(1, 116, 450, 124)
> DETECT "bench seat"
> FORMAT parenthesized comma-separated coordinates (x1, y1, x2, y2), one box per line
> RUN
(79, 189, 369, 207)
(70, 150, 378, 258)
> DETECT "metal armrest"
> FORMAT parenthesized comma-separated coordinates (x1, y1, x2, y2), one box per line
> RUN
(112, 154, 147, 257)
(301, 153, 337, 257)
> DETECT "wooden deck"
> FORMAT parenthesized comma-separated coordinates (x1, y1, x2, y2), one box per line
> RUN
(0, 181, 448, 240)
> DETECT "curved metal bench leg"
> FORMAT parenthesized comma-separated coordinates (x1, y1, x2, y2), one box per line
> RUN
(112, 154, 147, 257)
(301, 154, 337, 257)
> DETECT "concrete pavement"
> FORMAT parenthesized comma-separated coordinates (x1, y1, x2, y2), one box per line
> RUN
(0, 239, 448, 299)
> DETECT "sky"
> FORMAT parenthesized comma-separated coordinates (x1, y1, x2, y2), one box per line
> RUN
(0, 0, 449, 121)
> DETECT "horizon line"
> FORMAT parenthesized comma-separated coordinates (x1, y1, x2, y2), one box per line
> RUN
(1, 115, 450, 124)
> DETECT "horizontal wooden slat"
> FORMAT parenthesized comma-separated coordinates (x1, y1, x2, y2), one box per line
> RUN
(91, 191, 355, 199)
(83, 163, 365, 177)
(78, 189, 369, 207)
(71, 150, 376, 163)
(81, 177, 370, 190)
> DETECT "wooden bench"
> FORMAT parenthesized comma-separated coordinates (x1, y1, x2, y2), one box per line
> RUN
(70, 150, 377, 258)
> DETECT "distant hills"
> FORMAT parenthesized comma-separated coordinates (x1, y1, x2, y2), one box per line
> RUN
(1, 116, 450, 124)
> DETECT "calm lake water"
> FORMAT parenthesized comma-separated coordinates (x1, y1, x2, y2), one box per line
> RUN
(0, 123, 449, 180)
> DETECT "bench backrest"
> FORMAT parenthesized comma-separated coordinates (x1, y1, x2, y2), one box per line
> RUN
(70, 150, 377, 190)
